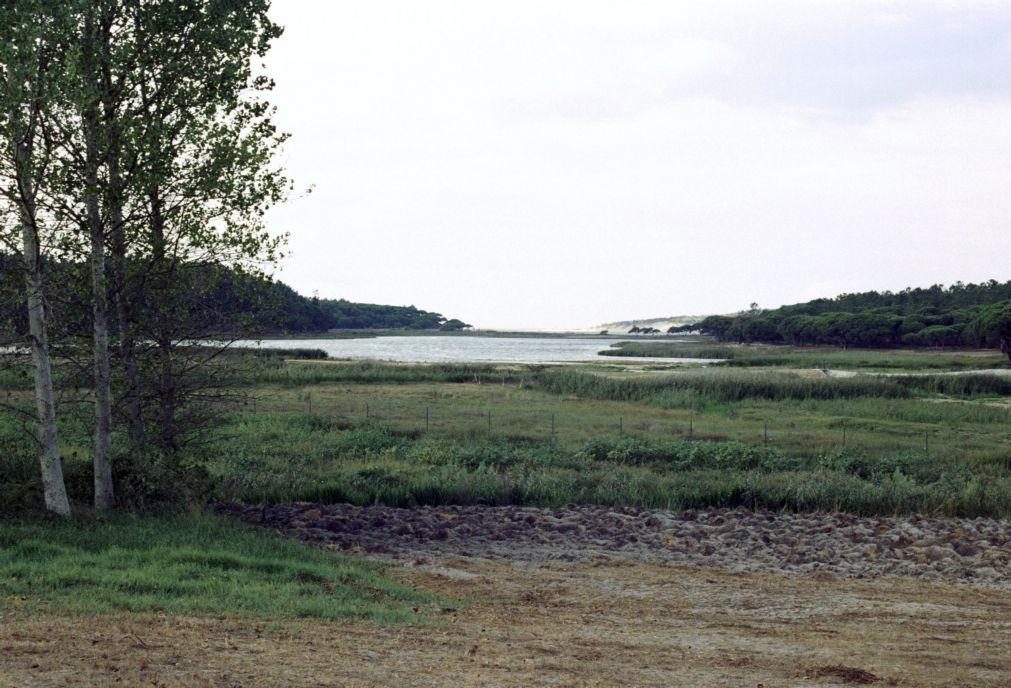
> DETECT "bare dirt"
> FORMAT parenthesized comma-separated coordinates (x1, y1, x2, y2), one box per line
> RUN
(2, 504, 1009, 687)
(215, 502, 1010, 587)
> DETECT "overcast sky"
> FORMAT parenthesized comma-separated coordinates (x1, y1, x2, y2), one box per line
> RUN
(264, 0, 1011, 330)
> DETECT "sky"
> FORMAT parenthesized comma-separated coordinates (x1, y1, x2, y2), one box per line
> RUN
(264, 0, 1011, 330)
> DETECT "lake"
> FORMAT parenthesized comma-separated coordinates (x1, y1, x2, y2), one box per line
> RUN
(229, 335, 718, 365)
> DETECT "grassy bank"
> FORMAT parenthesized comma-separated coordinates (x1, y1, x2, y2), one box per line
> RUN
(0, 513, 437, 622)
(601, 341, 1009, 370)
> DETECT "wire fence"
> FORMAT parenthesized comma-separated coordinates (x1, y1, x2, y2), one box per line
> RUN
(237, 392, 1011, 462)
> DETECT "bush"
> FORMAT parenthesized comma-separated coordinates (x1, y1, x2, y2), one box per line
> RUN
(579, 437, 805, 471)
(59, 451, 215, 511)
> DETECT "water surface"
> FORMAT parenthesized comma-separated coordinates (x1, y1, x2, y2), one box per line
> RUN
(230, 335, 718, 365)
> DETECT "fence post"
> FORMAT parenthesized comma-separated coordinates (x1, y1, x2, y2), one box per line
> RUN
(764, 421, 768, 446)
(551, 413, 555, 440)
(487, 410, 492, 435)
(308, 394, 312, 414)
(924, 432, 929, 459)
(688, 417, 693, 442)
(619, 416, 623, 435)
(842, 423, 846, 449)
(426, 406, 430, 432)
(365, 403, 369, 420)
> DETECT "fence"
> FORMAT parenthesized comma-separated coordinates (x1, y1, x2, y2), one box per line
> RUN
(238, 391, 1009, 463)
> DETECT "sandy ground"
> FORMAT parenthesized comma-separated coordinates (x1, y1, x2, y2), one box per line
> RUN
(2, 505, 1009, 687)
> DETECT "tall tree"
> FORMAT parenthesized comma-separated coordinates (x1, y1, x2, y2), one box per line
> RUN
(122, 0, 288, 454)
(3, 0, 290, 510)
(0, 0, 72, 515)
(65, 0, 118, 509)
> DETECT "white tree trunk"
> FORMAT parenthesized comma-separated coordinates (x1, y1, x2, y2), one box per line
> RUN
(15, 138, 71, 516)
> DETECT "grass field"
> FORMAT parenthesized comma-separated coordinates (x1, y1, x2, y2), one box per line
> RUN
(0, 513, 437, 622)
(3, 354, 1010, 517)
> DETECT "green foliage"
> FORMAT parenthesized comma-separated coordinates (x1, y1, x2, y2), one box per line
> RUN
(225, 346, 329, 360)
(894, 373, 1011, 397)
(0, 257, 464, 336)
(690, 281, 1011, 352)
(965, 301, 1011, 352)
(0, 421, 41, 510)
(439, 318, 472, 331)
(5, 357, 1009, 519)
(579, 437, 804, 471)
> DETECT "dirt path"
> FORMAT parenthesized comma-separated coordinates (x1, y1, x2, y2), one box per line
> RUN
(3, 505, 1009, 687)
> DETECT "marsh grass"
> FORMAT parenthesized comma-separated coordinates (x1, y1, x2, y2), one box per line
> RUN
(207, 412, 1010, 517)
(535, 368, 1011, 404)
(602, 342, 1009, 370)
(4, 358, 1009, 517)
(244, 360, 528, 386)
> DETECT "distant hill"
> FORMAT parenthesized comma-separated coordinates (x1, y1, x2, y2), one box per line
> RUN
(262, 278, 466, 332)
(0, 255, 468, 336)
(596, 315, 706, 334)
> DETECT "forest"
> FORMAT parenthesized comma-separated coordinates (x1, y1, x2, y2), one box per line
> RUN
(681, 281, 1011, 355)
(0, 254, 460, 334)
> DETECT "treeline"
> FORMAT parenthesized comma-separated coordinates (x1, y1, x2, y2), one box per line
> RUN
(0, 254, 464, 335)
(679, 282, 1011, 356)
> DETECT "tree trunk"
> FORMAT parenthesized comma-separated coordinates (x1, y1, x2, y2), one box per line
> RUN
(1001, 336, 1010, 362)
(148, 186, 178, 453)
(108, 142, 145, 447)
(99, 8, 144, 449)
(88, 168, 114, 509)
(83, 16, 114, 508)
(15, 137, 71, 517)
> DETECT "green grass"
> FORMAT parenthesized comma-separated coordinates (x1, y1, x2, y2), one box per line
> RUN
(4, 357, 1010, 518)
(601, 341, 1009, 370)
(0, 513, 439, 622)
(204, 410, 1010, 518)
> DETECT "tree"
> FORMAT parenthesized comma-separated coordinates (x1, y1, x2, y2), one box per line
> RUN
(0, 0, 73, 515)
(440, 319, 471, 331)
(121, 0, 287, 454)
(966, 301, 1011, 361)
(0, 0, 290, 509)
(79, 0, 116, 509)
(56, 0, 287, 462)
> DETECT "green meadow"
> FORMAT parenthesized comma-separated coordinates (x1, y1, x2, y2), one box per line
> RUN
(3, 344, 1010, 620)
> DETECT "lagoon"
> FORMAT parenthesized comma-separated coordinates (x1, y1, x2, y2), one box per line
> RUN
(230, 335, 717, 365)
